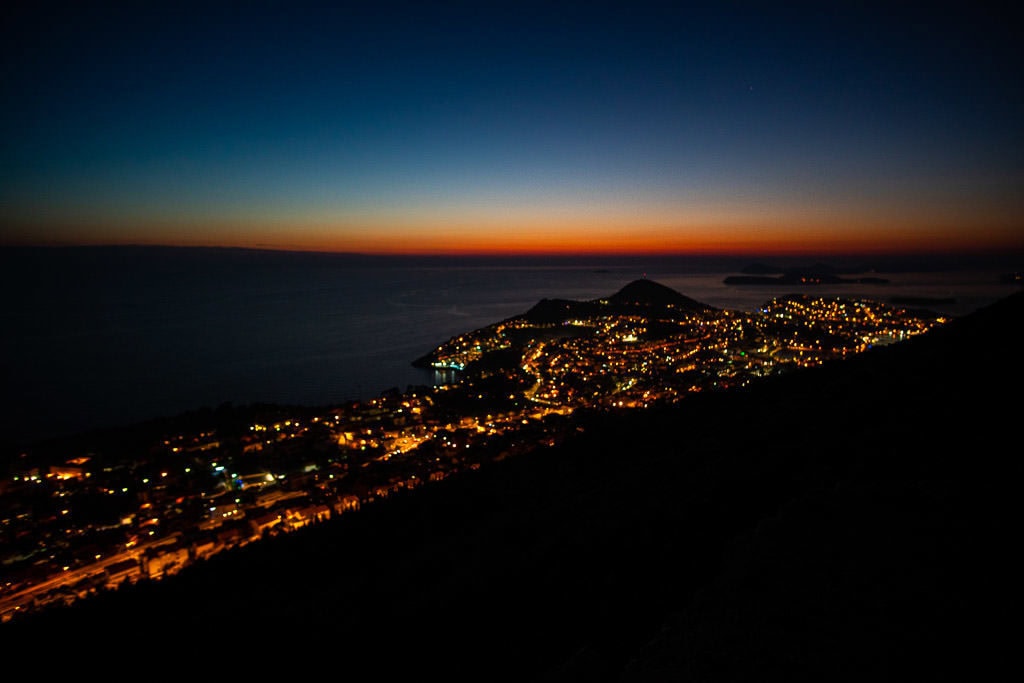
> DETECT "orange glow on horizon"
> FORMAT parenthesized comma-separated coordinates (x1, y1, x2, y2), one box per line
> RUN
(4, 211, 1022, 259)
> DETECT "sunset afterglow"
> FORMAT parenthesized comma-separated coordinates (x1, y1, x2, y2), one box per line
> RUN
(2, 4, 1021, 257)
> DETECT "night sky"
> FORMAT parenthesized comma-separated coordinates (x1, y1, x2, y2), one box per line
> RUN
(2, 2, 1021, 256)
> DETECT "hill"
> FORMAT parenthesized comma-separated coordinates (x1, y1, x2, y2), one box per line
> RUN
(4, 290, 1020, 680)
(414, 277, 717, 368)
(522, 277, 717, 324)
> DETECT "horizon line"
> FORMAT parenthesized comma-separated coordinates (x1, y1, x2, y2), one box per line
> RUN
(4, 240, 1024, 262)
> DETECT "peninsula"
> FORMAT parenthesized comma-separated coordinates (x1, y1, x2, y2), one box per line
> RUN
(4, 284, 1018, 682)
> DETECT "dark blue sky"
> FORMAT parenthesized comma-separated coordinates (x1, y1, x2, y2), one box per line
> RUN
(2, 2, 1021, 255)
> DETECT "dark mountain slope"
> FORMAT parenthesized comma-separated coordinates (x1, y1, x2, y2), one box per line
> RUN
(605, 277, 711, 309)
(5, 291, 1020, 680)
(523, 278, 716, 324)
(609, 290, 1023, 682)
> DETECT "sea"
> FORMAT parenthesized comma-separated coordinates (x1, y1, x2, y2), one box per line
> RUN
(2, 245, 1020, 451)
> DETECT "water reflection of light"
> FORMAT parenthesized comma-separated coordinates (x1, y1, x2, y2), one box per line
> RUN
(432, 368, 462, 387)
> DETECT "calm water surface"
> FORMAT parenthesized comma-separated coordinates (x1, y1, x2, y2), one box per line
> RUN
(1, 246, 1018, 447)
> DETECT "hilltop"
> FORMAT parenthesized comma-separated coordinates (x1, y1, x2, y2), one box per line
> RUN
(521, 277, 717, 324)
(605, 277, 710, 308)
(414, 278, 718, 369)
(3, 288, 1019, 680)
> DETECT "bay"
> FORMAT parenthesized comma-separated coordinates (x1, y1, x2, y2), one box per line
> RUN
(1, 245, 1018, 448)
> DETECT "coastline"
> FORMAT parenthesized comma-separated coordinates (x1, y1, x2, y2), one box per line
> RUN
(1, 246, 1020, 450)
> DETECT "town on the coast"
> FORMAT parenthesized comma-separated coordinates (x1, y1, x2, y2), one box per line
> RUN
(0, 279, 946, 622)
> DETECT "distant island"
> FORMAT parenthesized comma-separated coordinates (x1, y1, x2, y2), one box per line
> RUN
(725, 262, 889, 285)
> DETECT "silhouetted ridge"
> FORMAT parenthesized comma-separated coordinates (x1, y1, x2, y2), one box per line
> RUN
(606, 278, 710, 310)
(522, 279, 716, 323)
(522, 297, 587, 323)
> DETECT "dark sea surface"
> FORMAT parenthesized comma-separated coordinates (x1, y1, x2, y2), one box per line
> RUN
(2, 246, 1020, 449)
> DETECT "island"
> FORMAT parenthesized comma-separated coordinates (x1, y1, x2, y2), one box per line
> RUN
(724, 272, 890, 285)
(725, 262, 889, 285)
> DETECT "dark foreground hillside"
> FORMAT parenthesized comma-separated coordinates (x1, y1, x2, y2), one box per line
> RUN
(5, 291, 1021, 680)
